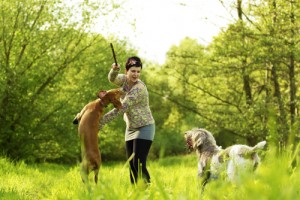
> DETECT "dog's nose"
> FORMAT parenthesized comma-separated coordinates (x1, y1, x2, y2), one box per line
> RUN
(73, 117, 79, 125)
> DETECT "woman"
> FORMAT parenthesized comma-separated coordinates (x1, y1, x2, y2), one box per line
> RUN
(100, 56, 155, 184)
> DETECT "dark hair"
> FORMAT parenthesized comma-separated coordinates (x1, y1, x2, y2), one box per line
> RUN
(125, 56, 143, 70)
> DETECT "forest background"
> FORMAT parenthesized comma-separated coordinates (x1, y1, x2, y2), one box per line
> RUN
(0, 0, 299, 164)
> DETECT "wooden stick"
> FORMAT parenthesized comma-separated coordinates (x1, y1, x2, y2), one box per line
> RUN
(110, 43, 118, 66)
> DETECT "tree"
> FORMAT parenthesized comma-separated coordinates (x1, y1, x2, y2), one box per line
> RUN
(0, 0, 133, 162)
(246, 0, 300, 147)
(149, 0, 299, 150)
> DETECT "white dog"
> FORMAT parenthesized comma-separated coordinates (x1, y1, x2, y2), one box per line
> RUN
(184, 128, 266, 187)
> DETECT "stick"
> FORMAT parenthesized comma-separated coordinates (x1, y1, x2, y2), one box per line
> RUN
(110, 43, 118, 66)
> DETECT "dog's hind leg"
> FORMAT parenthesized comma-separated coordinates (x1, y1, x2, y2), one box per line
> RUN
(227, 160, 235, 182)
(252, 153, 260, 170)
(91, 159, 100, 184)
(94, 167, 99, 184)
(80, 162, 89, 183)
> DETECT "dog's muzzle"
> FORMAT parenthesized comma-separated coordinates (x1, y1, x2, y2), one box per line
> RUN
(186, 137, 193, 149)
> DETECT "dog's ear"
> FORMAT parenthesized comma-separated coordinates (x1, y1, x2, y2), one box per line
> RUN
(98, 91, 107, 99)
(194, 139, 202, 148)
(193, 134, 203, 148)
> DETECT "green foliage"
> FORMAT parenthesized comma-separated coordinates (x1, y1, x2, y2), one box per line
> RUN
(1, 146, 300, 199)
(147, 0, 300, 152)
(1, 0, 300, 164)
(0, 0, 134, 163)
(152, 129, 186, 159)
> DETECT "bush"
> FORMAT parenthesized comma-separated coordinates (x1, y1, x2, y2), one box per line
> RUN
(151, 129, 187, 159)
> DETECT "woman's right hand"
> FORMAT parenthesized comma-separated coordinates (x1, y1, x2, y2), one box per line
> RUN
(112, 63, 120, 70)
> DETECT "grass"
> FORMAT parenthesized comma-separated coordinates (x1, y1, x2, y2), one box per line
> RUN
(0, 148, 299, 200)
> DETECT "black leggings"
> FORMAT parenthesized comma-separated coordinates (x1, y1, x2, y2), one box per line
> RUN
(125, 139, 152, 184)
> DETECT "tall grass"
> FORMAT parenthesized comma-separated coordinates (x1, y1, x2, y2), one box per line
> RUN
(0, 148, 299, 200)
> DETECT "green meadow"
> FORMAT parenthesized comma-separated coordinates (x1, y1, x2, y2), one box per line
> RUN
(1, 148, 299, 200)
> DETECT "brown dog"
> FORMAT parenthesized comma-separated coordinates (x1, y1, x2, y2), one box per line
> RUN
(73, 88, 124, 184)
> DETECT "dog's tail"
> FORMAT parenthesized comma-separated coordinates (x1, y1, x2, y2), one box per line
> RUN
(252, 141, 267, 151)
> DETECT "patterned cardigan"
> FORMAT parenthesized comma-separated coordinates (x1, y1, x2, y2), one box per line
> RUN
(99, 68, 155, 129)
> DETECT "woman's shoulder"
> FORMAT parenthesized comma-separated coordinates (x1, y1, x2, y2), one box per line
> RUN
(128, 80, 147, 95)
(134, 80, 147, 89)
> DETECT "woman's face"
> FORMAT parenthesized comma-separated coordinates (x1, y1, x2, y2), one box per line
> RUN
(126, 66, 141, 84)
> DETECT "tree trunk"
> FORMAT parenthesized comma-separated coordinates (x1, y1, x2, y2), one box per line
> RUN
(236, 0, 254, 144)
(289, 0, 296, 126)
(237, 0, 252, 106)
(269, 0, 288, 147)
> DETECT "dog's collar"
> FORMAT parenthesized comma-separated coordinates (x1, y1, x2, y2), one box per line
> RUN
(99, 99, 108, 107)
